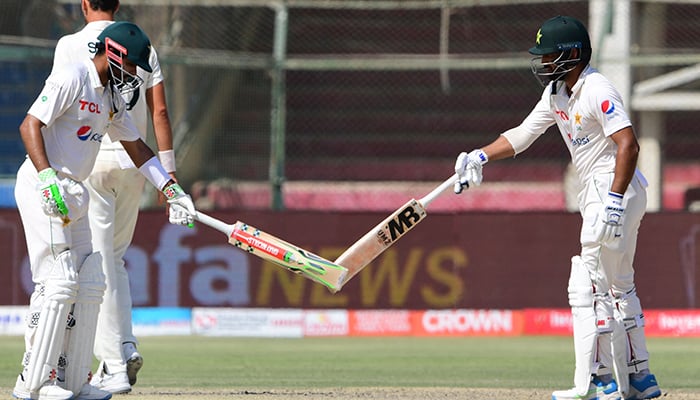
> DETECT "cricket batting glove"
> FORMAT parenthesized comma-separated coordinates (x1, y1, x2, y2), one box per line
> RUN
(163, 183, 196, 227)
(37, 168, 69, 219)
(454, 149, 488, 194)
(594, 191, 624, 245)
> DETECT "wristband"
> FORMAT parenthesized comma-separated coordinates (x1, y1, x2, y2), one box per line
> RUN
(158, 149, 176, 173)
(138, 156, 171, 190)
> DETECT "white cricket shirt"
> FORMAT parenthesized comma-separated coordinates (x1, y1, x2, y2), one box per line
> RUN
(27, 60, 139, 181)
(52, 20, 164, 162)
(519, 65, 632, 184)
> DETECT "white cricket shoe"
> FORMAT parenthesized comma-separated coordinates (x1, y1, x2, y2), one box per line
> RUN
(552, 377, 621, 400)
(90, 361, 131, 394)
(11, 374, 73, 400)
(123, 342, 143, 386)
(74, 382, 112, 400)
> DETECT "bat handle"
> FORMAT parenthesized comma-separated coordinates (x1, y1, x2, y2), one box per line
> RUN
(420, 173, 459, 207)
(194, 211, 234, 237)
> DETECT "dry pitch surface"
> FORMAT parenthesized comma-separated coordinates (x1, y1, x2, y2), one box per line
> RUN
(2, 386, 699, 399)
(113, 387, 696, 399)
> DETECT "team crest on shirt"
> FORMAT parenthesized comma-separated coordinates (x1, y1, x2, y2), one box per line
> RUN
(574, 112, 583, 132)
(76, 125, 103, 143)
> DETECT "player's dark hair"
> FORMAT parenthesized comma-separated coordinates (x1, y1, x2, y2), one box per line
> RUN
(94, 41, 105, 55)
(88, 0, 119, 12)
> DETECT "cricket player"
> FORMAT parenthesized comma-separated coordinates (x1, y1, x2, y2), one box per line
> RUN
(12, 21, 195, 400)
(453, 16, 661, 400)
(51, 0, 177, 393)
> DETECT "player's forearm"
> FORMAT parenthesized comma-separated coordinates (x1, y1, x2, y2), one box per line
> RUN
(481, 135, 516, 162)
(609, 127, 640, 194)
(148, 84, 176, 173)
(148, 83, 174, 152)
(153, 116, 174, 152)
(611, 144, 638, 194)
(20, 115, 51, 172)
(121, 139, 156, 168)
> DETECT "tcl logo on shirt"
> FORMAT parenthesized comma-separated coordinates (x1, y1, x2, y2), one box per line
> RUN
(79, 100, 102, 114)
(76, 126, 103, 142)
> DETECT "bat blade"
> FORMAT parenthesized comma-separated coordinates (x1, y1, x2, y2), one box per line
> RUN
(333, 174, 458, 292)
(333, 198, 427, 287)
(195, 212, 348, 291)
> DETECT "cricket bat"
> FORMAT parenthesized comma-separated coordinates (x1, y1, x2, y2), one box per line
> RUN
(332, 174, 458, 292)
(195, 211, 348, 291)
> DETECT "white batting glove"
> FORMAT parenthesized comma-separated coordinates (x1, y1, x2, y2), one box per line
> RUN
(454, 149, 488, 194)
(594, 191, 625, 245)
(163, 183, 196, 227)
(37, 168, 69, 219)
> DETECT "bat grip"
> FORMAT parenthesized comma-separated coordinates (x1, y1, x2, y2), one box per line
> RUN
(420, 174, 458, 207)
(194, 211, 234, 236)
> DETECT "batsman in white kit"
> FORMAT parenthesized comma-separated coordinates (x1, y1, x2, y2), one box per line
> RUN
(12, 21, 195, 400)
(51, 0, 178, 393)
(453, 16, 661, 400)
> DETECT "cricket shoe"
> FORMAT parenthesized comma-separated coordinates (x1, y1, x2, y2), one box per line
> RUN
(90, 361, 131, 394)
(625, 373, 661, 400)
(74, 382, 112, 400)
(11, 374, 73, 400)
(552, 376, 621, 400)
(123, 342, 143, 386)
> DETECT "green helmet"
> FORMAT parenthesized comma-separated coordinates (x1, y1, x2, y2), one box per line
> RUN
(97, 21, 152, 94)
(529, 15, 590, 56)
(98, 21, 152, 73)
(528, 16, 590, 86)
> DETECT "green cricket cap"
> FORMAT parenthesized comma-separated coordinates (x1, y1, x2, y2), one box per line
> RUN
(529, 15, 591, 55)
(98, 21, 152, 73)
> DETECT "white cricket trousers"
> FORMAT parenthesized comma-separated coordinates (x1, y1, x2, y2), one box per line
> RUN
(86, 149, 146, 374)
(15, 159, 92, 349)
(579, 171, 650, 365)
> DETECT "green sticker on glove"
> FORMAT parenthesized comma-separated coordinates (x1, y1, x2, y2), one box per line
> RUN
(50, 184, 69, 216)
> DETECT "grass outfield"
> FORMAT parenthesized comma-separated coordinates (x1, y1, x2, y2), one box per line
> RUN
(1, 336, 699, 399)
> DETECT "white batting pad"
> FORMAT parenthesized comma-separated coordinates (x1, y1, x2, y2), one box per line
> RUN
(63, 253, 106, 396)
(611, 317, 630, 395)
(567, 256, 597, 396)
(25, 251, 79, 392)
(614, 287, 650, 374)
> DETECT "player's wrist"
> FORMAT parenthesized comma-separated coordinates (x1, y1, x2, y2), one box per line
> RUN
(162, 182, 185, 200)
(469, 149, 489, 165)
(158, 149, 176, 173)
(38, 168, 57, 182)
(138, 156, 171, 190)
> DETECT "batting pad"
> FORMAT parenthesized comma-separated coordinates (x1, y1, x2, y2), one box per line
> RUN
(26, 279, 78, 392)
(615, 287, 650, 374)
(567, 256, 597, 396)
(63, 253, 106, 395)
(611, 317, 630, 395)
